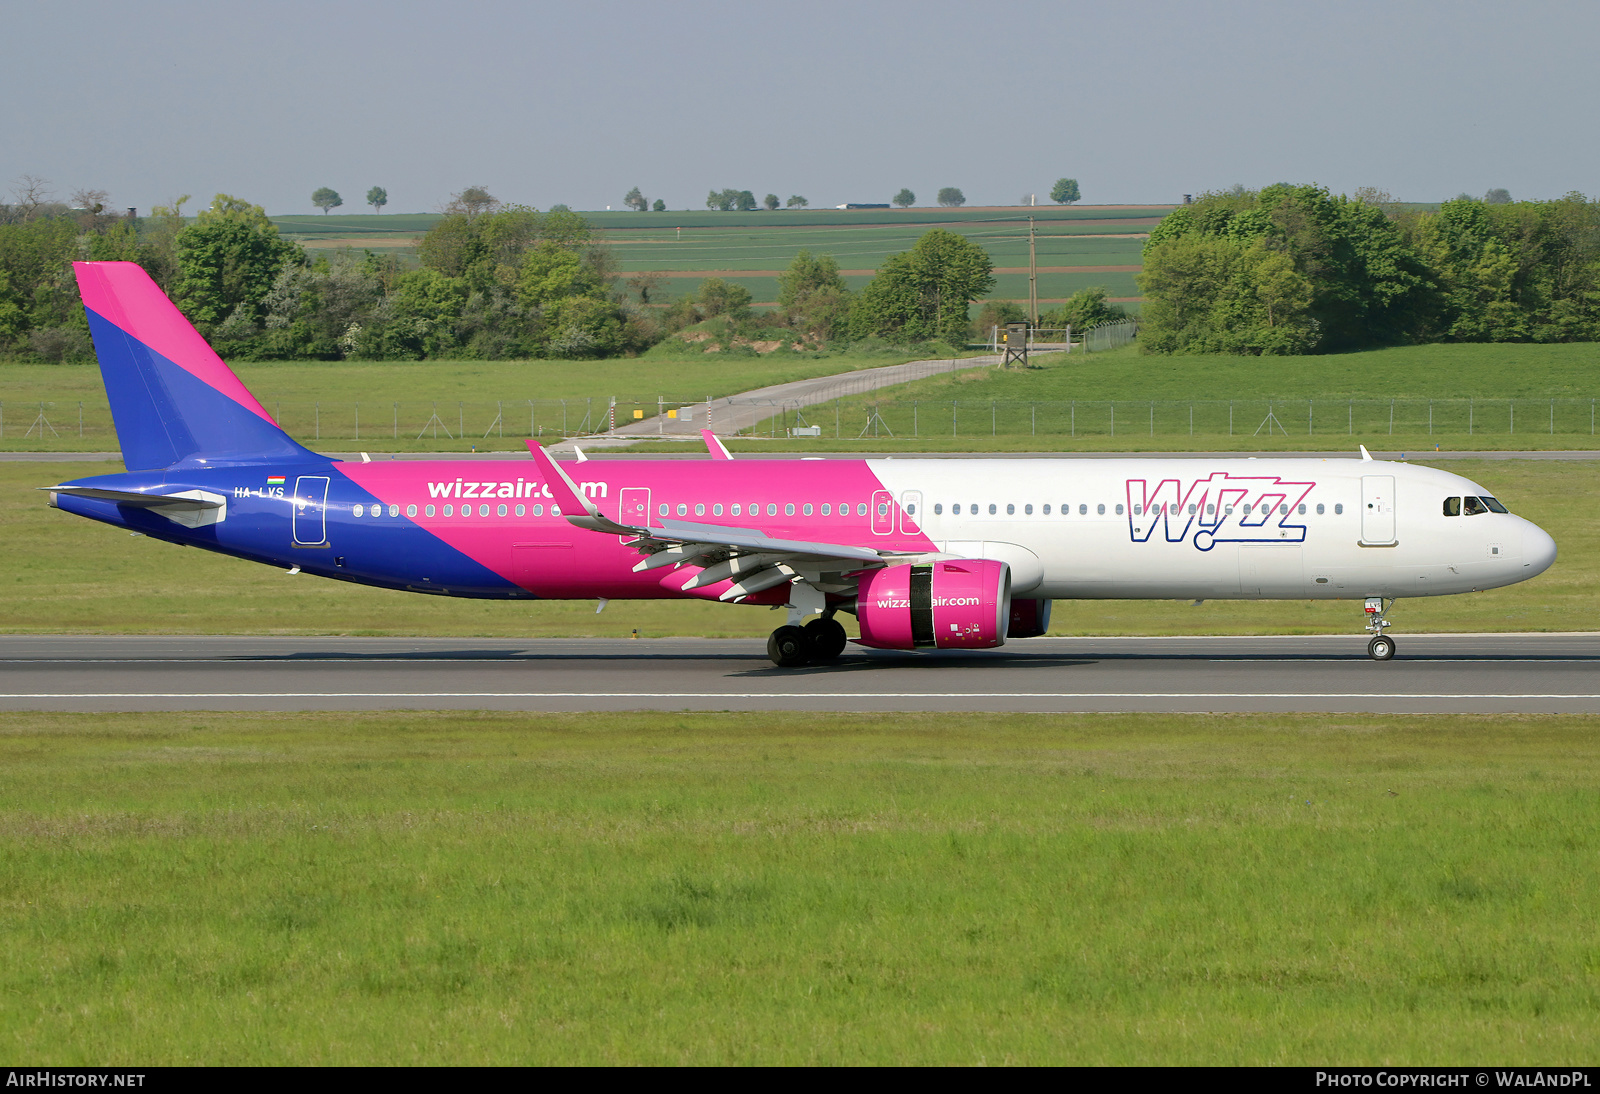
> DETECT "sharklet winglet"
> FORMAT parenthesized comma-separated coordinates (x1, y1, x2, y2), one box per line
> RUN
(525, 439, 634, 534)
(701, 430, 734, 460)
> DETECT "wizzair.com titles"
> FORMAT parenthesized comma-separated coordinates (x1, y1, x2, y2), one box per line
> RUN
(873, 596, 983, 609)
(425, 478, 607, 501)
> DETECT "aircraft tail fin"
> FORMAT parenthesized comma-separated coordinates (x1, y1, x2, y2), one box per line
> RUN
(73, 261, 320, 470)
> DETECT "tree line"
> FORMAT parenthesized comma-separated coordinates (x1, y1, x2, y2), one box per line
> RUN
(1139, 184, 1600, 354)
(0, 182, 1039, 362)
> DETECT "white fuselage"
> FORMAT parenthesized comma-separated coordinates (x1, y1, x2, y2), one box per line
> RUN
(869, 457, 1556, 601)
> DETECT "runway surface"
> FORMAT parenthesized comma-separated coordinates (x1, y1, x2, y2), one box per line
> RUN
(9, 450, 1600, 462)
(4, 634, 1599, 714)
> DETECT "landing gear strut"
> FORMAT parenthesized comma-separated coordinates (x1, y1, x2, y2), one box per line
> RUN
(767, 614, 848, 668)
(1364, 597, 1396, 661)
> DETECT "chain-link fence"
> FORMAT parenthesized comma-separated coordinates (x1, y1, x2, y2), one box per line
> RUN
(8, 392, 1600, 447)
(0, 396, 727, 445)
(743, 396, 1600, 440)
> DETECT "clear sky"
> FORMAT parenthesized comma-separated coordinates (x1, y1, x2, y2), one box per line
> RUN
(4, 0, 1596, 216)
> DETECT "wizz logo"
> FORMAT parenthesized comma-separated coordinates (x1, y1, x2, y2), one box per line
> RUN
(1126, 472, 1316, 551)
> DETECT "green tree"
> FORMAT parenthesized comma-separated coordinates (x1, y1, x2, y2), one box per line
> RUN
(418, 205, 551, 289)
(312, 187, 342, 215)
(892, 188, 915, 208)
(1041, 286, 1127, 333)
(776, 249, 850, 340)
(366, 186, 387, 214)
(1050, 178, 1081, 204)
(445, 186, 498, 218)
(736, 190, 758, 211)
(1484, 188, 1512, 205)
(624, 187, 648, 212)
(936, 187, 965, 208)
(1138, 184, 1431, 353)
(786, 195, 808, 209)
(652, 199, 666, 212)
(173, 194, 303, 330)
(849, 228, 994, 345)
(763, 193, 780, 211)
(695, 277, 752, 319)
(517, 241, 603, 308)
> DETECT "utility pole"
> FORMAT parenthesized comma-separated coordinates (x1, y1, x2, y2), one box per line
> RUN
(1027, 216, 1039, 327)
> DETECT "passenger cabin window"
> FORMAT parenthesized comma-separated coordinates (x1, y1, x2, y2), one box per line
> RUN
(1097, 504, 1106, 515)
(1464, 496, 1488, 516)
(1444, 497, 1462, 517)
(1334, 503, 1344, 515)
(934, 503, 943, 515)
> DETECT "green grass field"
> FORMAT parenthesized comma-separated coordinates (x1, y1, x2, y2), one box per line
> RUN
(2, 710, 1596, 1064)
(4, 458, 1590, 638)
(0, 349, 976, 454)
(735, 342, 1600, 449)
(9, 341, 1600, 455)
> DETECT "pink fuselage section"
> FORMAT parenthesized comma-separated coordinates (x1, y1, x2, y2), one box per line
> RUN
(340, 457, 932, 599)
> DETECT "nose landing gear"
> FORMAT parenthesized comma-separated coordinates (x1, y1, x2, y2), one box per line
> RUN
(1364, 597, 1396, 661)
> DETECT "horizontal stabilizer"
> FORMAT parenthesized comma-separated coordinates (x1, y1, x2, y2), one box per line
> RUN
(43, 485, 220, 510)
(44, 485, 227, 529)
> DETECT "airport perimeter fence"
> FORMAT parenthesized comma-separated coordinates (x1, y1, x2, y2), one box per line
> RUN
(9, 391, 1600, 447)
(0, 356, 1005, 447)
(0, 395, 743, 446)
(740, 396, 1600, 441)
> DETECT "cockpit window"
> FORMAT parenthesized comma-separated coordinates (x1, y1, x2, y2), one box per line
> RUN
(1443, 497, 1461, 517)
(1463, 496, 1488, 516)
(1482, 496, 1508, 514)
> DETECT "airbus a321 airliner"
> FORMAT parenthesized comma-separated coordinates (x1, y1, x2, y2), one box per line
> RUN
(45, 262, 1557, 666)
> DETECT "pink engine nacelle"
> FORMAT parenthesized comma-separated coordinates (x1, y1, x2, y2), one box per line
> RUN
(855, 559, 1012, 650)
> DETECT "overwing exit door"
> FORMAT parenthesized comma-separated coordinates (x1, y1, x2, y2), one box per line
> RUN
(899, 490, 922, 535)
(1361, 475, 1396, 546)
(871, 489, 895, 535)
(618, 487, 651, 542)
(292, 475, 330, 545)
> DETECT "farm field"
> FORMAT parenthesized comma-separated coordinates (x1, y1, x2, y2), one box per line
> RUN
(2, 709, 1596, 1064)
(271, 205, 1166, 307)
(4, 458, 1590, 637)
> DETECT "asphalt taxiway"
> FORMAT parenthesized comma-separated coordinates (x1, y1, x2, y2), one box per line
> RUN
(3, 634, 1598, 714)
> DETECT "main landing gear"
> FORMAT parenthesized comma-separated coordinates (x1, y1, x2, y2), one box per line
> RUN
(1364, 597, 1397, 661)
(767, 615, 848, 668)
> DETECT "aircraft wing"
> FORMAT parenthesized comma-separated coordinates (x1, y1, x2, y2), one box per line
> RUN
(527, 440, 892, 600)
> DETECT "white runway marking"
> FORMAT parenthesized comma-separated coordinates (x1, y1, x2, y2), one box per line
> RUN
(7, 692, 1600, 700)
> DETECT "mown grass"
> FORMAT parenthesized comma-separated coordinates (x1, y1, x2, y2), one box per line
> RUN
(0, 350, 963, 454)
(1, 710, 1596, 1064)
(3, 458, 1591, 637)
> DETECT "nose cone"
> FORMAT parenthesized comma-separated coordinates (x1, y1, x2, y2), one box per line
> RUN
(1521, 521, 1557, 579)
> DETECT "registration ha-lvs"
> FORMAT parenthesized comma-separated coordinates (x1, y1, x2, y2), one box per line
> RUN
(45, 262, 1558, 666)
